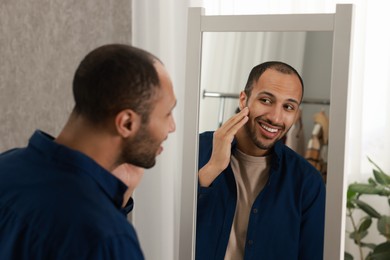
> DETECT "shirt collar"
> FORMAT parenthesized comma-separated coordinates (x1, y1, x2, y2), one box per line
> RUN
(121, 197, 134, 215)
(28, 130, 128, 209)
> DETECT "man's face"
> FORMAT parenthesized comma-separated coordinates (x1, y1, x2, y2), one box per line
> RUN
(239, 69, 302, 155)
(121, 62, 176, 168)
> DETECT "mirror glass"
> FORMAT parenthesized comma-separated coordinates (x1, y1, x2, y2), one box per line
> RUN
(199, 31, 333, 149)
(197, 31, 333, 257)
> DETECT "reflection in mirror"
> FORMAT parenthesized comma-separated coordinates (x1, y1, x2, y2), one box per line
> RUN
(197, 31, 333, 259)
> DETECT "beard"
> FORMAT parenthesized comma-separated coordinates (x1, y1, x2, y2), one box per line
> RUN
(244, 116, 288, 151)
(120, 124, 160, 169)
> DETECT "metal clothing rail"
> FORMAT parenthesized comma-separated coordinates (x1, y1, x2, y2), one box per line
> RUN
(203, 90, 330, 127)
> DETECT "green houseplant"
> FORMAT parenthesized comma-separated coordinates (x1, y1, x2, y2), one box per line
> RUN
(345, 158, 390, 260)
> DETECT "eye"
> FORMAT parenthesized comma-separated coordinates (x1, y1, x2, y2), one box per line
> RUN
(259, 98, 272, 104)
(284, 104, 296, 111)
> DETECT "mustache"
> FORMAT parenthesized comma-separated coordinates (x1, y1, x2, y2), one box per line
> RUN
(255, 116, 285, 130)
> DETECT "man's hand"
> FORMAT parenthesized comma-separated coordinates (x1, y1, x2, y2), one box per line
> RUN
(198, 107, 249, 187)
(112, 163, 144, 207)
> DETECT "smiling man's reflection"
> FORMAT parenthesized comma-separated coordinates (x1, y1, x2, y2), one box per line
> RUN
(196, 61, 325, 260)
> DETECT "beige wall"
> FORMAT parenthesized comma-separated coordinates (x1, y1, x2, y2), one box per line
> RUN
(0, 0, 132, 151)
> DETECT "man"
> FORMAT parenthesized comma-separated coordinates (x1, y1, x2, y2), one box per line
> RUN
(0, 44, 176, 259)
(196, 61, 325, 260)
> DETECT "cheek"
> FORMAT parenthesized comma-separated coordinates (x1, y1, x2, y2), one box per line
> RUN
(248, 102, 266, 117)
(149, 118, 168, 140)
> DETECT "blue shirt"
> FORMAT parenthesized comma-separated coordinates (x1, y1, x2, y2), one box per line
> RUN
(196, 131, 325, 260)
(0, 130, 144, 259)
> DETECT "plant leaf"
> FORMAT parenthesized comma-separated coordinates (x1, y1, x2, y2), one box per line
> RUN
(347, 188, 358, 201)
(347, 187, 357, 208)
(344, 251, 354, 260)
(347, 201, 355, 209)
(368, 157, 389, 176)
(354, 199, 381, 218)
(349, 184, 381, 194)
(373, 169, 390, 185)
(349, 184, 390, 196)
(358, 216, 372, 233)
(367, 251, 390, 260)
(368, 242, 390, 260)
(368, 177, 377, 185)
(349, 230, 368, 242)
(377, 216, 390, 239)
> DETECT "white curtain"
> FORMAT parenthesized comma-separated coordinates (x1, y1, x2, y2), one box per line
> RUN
(131, 1, 189, 260)
(132, 0, 390, 259)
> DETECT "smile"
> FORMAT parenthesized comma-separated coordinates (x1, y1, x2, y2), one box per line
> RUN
(260, 123, 279, 133)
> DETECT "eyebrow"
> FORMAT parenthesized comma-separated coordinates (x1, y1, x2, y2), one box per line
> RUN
(256, 91, 300, 105)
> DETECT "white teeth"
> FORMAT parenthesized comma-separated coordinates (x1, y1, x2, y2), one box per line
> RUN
(261, 123, 278, 133)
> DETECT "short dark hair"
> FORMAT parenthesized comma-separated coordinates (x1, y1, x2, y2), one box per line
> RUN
(244, 61, 304, 101)
(72, 44, 161, 125)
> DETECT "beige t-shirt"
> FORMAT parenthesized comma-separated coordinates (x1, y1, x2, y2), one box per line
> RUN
(224, 149, 270, 260)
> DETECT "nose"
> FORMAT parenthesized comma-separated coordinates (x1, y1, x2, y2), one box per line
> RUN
(267, 105, 283, 125)
(169, 116, 176, 133)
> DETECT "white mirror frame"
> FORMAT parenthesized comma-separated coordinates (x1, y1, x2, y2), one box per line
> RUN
(180, 5, 353, 260)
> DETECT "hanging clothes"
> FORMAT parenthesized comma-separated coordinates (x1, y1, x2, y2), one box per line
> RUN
(304, 111, 329, 183)
(285, 109, 305, 156)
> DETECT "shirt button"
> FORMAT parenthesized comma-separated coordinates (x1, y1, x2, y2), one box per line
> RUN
(248, 240, 254, 246)
(253, 208, 258, 214)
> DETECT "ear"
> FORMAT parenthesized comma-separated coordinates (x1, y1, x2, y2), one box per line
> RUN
(239, 91, 248, 110)
(115, 109, 141, 138)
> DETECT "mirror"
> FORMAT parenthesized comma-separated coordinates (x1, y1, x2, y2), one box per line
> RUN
(180, 5, 353, 260)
